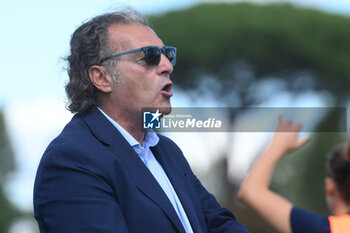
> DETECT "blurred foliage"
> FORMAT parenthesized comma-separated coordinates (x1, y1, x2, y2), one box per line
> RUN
(0, 111, 15, 182)
(151, 3, 350, 232)
(151, 2, 350, 100)
(0, 111, 20, 232)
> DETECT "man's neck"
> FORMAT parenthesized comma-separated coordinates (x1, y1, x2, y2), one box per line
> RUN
(100, 106, 145, 145)
(118, 120, 145, 145)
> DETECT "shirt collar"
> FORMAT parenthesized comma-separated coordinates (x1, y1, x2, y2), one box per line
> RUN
(143, 129, 159, 148)
(98, 107, 159, 147)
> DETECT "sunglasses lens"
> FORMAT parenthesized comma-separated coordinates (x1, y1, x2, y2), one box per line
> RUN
(165, 48, 176, 66)
(146, 47, 161, 66)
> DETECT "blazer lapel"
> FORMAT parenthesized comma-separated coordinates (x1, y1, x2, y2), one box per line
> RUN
(81, 108, 186, 233)
(110, 140, 186, 233)
(152, 144, 204, 233)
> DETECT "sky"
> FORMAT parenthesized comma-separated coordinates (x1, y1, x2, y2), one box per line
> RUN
(1, 0, 350, 214)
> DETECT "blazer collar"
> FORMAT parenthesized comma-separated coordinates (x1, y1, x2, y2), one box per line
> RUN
(80, 107, 187, 233)
(79, 107, 117, 146)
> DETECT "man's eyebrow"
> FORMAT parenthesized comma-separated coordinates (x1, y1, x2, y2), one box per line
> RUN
(130, 50, 145, 58)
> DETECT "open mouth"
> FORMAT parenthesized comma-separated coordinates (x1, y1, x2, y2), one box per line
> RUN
(160, 83, 173, 97)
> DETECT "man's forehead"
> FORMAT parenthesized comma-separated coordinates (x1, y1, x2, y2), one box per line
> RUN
(107, 23, 164, 51)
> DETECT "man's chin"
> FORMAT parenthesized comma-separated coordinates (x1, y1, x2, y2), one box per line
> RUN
(141, 105, 171, 115)
(153, 100, 172, 115)
(160, 106, 172, 116)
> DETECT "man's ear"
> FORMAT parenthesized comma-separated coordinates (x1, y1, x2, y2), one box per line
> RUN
(325, 177, 335, 197)
(88, 65, 113, 93)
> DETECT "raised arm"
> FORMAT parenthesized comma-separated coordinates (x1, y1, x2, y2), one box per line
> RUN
(237, 117, 309, 233)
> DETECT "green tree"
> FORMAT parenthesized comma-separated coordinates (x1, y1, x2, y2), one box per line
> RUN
(0, 110, 20, 232)
(151, 3, 350, 97)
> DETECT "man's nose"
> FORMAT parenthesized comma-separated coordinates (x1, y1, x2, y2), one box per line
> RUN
(157, 53, 173, 76)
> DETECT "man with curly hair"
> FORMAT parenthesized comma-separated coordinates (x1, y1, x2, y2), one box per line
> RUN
(33, 8, 249, 233)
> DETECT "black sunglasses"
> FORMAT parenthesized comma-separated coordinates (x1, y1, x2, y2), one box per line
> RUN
(99, 46, 177, 66)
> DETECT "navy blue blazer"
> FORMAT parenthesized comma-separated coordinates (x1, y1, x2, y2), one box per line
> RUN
(34, 107, 249, 233)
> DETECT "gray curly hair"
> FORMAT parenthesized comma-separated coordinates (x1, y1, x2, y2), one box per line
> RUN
(65, 8, 148, 113)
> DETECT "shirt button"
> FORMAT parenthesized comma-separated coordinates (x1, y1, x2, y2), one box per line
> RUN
(136, 149, 141, 154)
